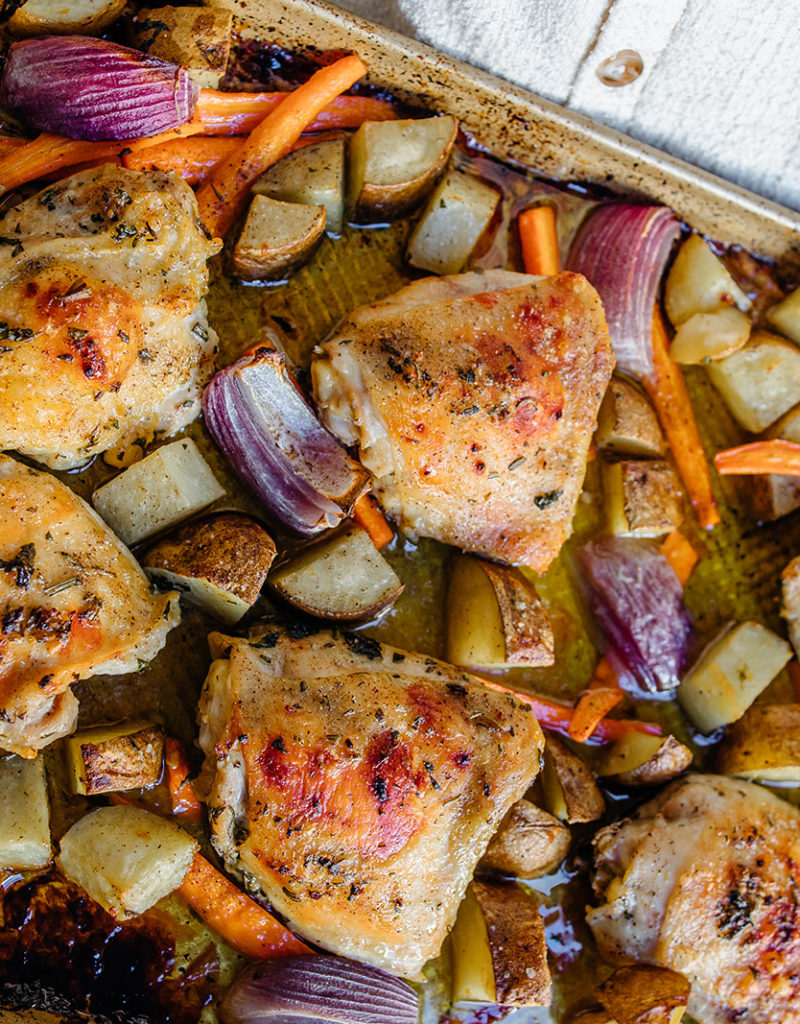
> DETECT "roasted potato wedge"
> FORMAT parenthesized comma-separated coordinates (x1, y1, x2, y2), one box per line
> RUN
(93, 439, 225, 545)
(669, 306, 750, 364)
(269, 525, 403, 621)
(596, 732, 692, 786)
(749, 403, 800, 520)
(767, 286, 800, 345)
(132, 5, 233, 87)
(65, 721, 164, 796)
(451, 881, 551, 1007)
(254, 138, 346, 234)
(716, 703, 800, 781)
(5, 0, 126, 36)
(446, 555, 554, 669)
(233, 195, 326, 282)
(705, 330, 800, 432)
(0, 754, 51, 870)
(348, 115, 457, 223)
(542, 734, 605, 823)
(595, 378, 665, 457)
(144, 512, 276, 624)
(594, 965, 690, 1024)
(664, 233, 750, 326)
(678, 621, 792, 733)
(480, 799, 570, 879)
(406, 168, 499, 275)
(782, 554, 800, 658)
(603, 459, 682, 538)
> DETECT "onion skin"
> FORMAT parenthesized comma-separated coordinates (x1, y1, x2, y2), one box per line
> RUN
(1, 36, 198, 141)
(220, 955, 420, 1024)
(580, 536, 694, 695)
(566, 204, 680, 379)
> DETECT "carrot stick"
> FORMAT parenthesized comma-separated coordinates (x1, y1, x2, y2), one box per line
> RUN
(0, 133, 122, 192)
(165, 738, 203, 822)
(123, 136, 242, 185)
(194, 89, 395, 136)
(196, 54, 367, 238)
(353, 494, 393, 549)
(714, 439, 800, 477)
(568, 687, 624, 743)
(178, 852, 311, 959)
(659, 528, 698, 585)
(0, 137, 27, 160)
(644, 306, 720, 529)
(518, 205, 559, 276)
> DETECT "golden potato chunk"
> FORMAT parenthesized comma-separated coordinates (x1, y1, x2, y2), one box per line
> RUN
(6, 0, 126, 36)
(669, 307, 750, 365)
(594, 964, 690, 1024)
(603, 459, 682, 538)
(233, 196, 326, 282)
(254, 138, 346, 234)
(480, 798, 570, 878)
(716, 703, 800, 782)
(767, 286, 800, 346)
(596, 733, 692, 787)
(0, 754, 51, 870)
(65, 721, 164, 795)
(542, 733, 605, 823)
(782, 554, 800, 658)
(595, 378, 665, 457)
(664, 234, 750, 326)
(132, 5, 233, 88)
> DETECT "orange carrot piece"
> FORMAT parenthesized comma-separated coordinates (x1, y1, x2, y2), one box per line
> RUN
(588, 654, 618, 689)
(123, 136, 242, 185)
(197, 54, 367, 238)
(165, 738, 203, 822)
(788, 661, 800, 703)
(353, 494, 393, 549)
(0, 133, 121, 191)
(0, 137, 27, 160)
(194, 89, 395, 136)
(714, 439, 800, 477)
(178, 852, 311, 959)
(643, 307, 720, 529)
(518, 205, 559, 276)
(568, 687, 624, 743)
(659, 528, 698, 585)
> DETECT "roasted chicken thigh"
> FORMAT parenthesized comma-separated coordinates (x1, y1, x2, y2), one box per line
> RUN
(0, 165, 220, 469)
(589, 774, 800, 1024)
(312, 270, 613, 571)
(197, 625, 543, 978)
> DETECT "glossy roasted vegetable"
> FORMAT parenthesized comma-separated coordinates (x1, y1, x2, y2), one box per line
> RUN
(669, 307, 750, 364)
(664, 233, 750, 326)
(596, 732, 692, 786)
(233, 195, 326, 282)
(254, 137, 346, 234)
(0, 754, 51, 870)
(603, 459, 682, 538)
(767, 286, 800, 345)
(480, 799, 570, 879)
(541, 734, 605, 823)
(595, 378, 665, 457)
(782, 554, 800, 657)
(131, 5, 233, 88)
(5, 0, 125, 36)
(594, 965, 690, 1024)
(716, 703, 800, 781)
(65, 721, 164, 795)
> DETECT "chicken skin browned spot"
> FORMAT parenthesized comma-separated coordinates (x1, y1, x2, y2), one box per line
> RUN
(312, 270, 613, 571)
(0, 455, 179, 757)
(0, 165, 220, 470)
(589, 774, 800, 1024)
(197, 625, 543, 978)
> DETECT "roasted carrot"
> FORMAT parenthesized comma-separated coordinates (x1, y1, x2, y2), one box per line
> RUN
(0, 137, 27, 160)
(353, 494, 394, 549)
(194, 88, 395, 136)
(165, 738, 203, 822)
(659, 528, 698, 585)
(518, 204, 559, 276)
(178, 852, 311, 959)
(123, 136, 242, 185)
(197, 54, 367, 238)
(0, 133, 121, 192)
(644, 306, 720, 529)
(715, 439, 800, 477)
(568, 687, 624, 743)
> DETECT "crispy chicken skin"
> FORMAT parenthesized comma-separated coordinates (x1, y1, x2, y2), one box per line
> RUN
(0, 165, 221, 469)
(312, 270, 613, 571)
(0, 454, 179, 757)
(197, 625, 544, 978)
(589, 774, 800, 1024)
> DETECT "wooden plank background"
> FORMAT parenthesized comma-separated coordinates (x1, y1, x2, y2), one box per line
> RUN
(336, 0, 800, 213)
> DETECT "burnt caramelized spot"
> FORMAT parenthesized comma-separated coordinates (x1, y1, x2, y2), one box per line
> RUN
(67, 330, 106, 381)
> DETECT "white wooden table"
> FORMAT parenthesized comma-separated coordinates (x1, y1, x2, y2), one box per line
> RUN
(336, 0, 800, 213)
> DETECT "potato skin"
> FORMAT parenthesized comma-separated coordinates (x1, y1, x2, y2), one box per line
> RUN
(144, 512, 276, 605)
(543, 733, 605, 823)
(594, 964, 690, 1024)
(600, 734, 693, 788)
(480, 799, 570, 878)
(715, 703, 800, 778)
(6, 0, 126, 36)
(596, 377, 665, 457)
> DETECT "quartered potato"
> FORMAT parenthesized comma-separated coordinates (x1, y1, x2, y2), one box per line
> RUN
(5, 0, 126, 35)
(669, 307, 750, 364)
(65, 721, 164, 796)
(58, 805, 197, 919)
(0, 754, 51, 870)
(406, 169, 499, 275)
(748, 403, 800, 520)
(678, 621, 792, 733)
(254, 138, 346, 234)
(782, 554, 800, 658)
(446, 555, 554, 669)
(541, 734, 605, 823)
(597, 732, 692, 787)
(233, 195, 327, 282)
(716, 703, 800, 781)
(144, 512, 276, 624)
(767, 286, 800, 345)
(132, 5, 234, 87)
(664, 233, 750, 326)
(450, 881, 551, 1007)
(269, 525, 403, 621)
(705, 330, 800, 432)
(480, 798, 570, 879)
(594, 965, 690, 1024)
(348, 115, 457, 223)
(595, 378, 665, 457)
(603, 459, 682, 538)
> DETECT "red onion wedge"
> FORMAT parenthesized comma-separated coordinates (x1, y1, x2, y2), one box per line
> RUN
(1, 36, 198, 141)
(580, 536, 694, 696)
(220, 955, 420, 1024)
(567, 204, 680, 380)
(203, 345, 372, 536)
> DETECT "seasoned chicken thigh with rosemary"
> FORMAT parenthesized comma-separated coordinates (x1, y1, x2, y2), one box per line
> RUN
(0, 454, 179, 757)
(312, 269, 613, 571)
(197, 625, 543, 978)
(0, 165, 220, 469)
